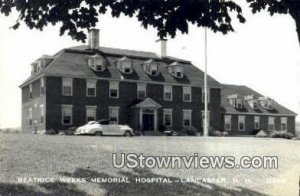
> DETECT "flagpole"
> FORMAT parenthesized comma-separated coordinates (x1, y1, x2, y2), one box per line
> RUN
(204, 27, 208, 137)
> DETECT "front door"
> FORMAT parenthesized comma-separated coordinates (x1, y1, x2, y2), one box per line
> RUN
(142, 113, 154, 131)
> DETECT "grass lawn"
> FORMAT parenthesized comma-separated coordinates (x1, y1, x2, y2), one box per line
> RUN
(0, 133, 299, 196)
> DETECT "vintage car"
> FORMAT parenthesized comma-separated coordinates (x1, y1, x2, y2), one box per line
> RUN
(74, 120, 134, 136)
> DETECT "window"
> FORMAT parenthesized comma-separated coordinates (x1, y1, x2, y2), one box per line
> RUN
(238, 115, 245, 131)
(164, 84, 172, 101)
(224, 115, 231, 131)
(236, 99, 243, 109)
(86, 79, 97, 97)
(137, 83, 146, 99)
(40, 78, 45, 95)
(29, 84, 33, 99)
(253, 101, 258, 109)
(109, 81, 119, 98)
(169, 64, 184, 78)
(163, 109, 173, 127)
(62, 78, 73, 96)
(150, 64, 158, 76)
(28, 108, 32, 126)
(117, 57, 133, 74)
(280, 117, 287, 131)
(268, 117, 275, 131)
(109, 107, 119, 123)
(88, 54, 106, 72)
(183, 110, 192, 127)
(183, 86, 192, 102)
(122, 62, 132, 74)
(40, 105, 44, 124)
(174, 66, 183, 78)
(254, 116, 260, 130)
(62, 105, 72, 125)
(202, 88, 210, 103)
(94, 58, 105, 71)
(143, 60, 159, 76)
(86, 106, 97, 122)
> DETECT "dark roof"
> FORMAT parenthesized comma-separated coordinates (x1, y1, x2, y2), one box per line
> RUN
(221, 84, 297, 116)
(20, 45, 221, 88)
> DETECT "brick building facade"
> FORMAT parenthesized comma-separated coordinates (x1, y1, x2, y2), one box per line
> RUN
(221, 84, 296, 135)
(20, 29, 222, 134)
(20, 29, 296, 135)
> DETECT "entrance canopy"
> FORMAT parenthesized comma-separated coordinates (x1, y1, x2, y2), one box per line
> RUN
(134, 98, 162, 109)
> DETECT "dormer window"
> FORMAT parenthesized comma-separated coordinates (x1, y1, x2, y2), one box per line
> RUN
(244, 94, 258, 110)
(31, 62, 38, 75)
(117, 56, 133, 74)
(228, 94, 243, 109)
(258, 97, 274, 110)
(236, 99, 243, 109)
(31, 55, 54, 75)
(88, 54, 106, 72)
(143, 59, 158, 76)
(252, 101, 258, 109)
(168, 61, 184, 78)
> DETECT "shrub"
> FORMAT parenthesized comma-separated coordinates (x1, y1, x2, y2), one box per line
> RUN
(64, 127, 76, 135)
(182, 126, 197, 136)
(46, 129, 58, 135)
(270, 131, 294, 139)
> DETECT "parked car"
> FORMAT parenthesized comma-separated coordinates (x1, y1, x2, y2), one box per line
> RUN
(74, 120, 134, 136)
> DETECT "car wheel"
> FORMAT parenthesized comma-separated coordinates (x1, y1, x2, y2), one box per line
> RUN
(124, 131, 131, 137)
(95, 131, 102, 136)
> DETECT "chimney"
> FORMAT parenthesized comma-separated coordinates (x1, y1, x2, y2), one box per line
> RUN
(156, 39, 167, 58)
(88, 28, 100, 49)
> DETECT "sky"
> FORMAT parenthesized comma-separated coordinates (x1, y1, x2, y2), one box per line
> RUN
(0, 5, 300, 128)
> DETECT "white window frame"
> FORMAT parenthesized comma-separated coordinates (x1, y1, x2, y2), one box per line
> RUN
(280, 117, 287, 131)
(149, 64, 158, 76)
(40, 105, 44, 124)
(28, 108, 32, 126)
(170, 66, 184, 78)
(137, 83, 147, 99)
(224, 115, 231, 131)
(118, 60, 133, 74)
(109, 106, 119, 124)
(183, 109, 192, 127)
(62, 78, 73, 96)
(144, 63, 158, 76)
(164, 84, 173, 101)
(109, 81, 119, 98)
(252, 101, 258, 110)
(94, 58, 105, 72)
(183, 86, 192, 102)
(268, 117, 275, 131)
(254, 116, 260, 130)
(86, 79, 97, 97)
(236, 99, 243, 109)
(29, 84, 33, 99)
(40, 77, 45, 95)
(86, 106, 97, 122)
(163, 109, 173, 127)
(238, 115, 245, 131)
(61, 105, 73, 125)
(202, 88, 210, 103)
